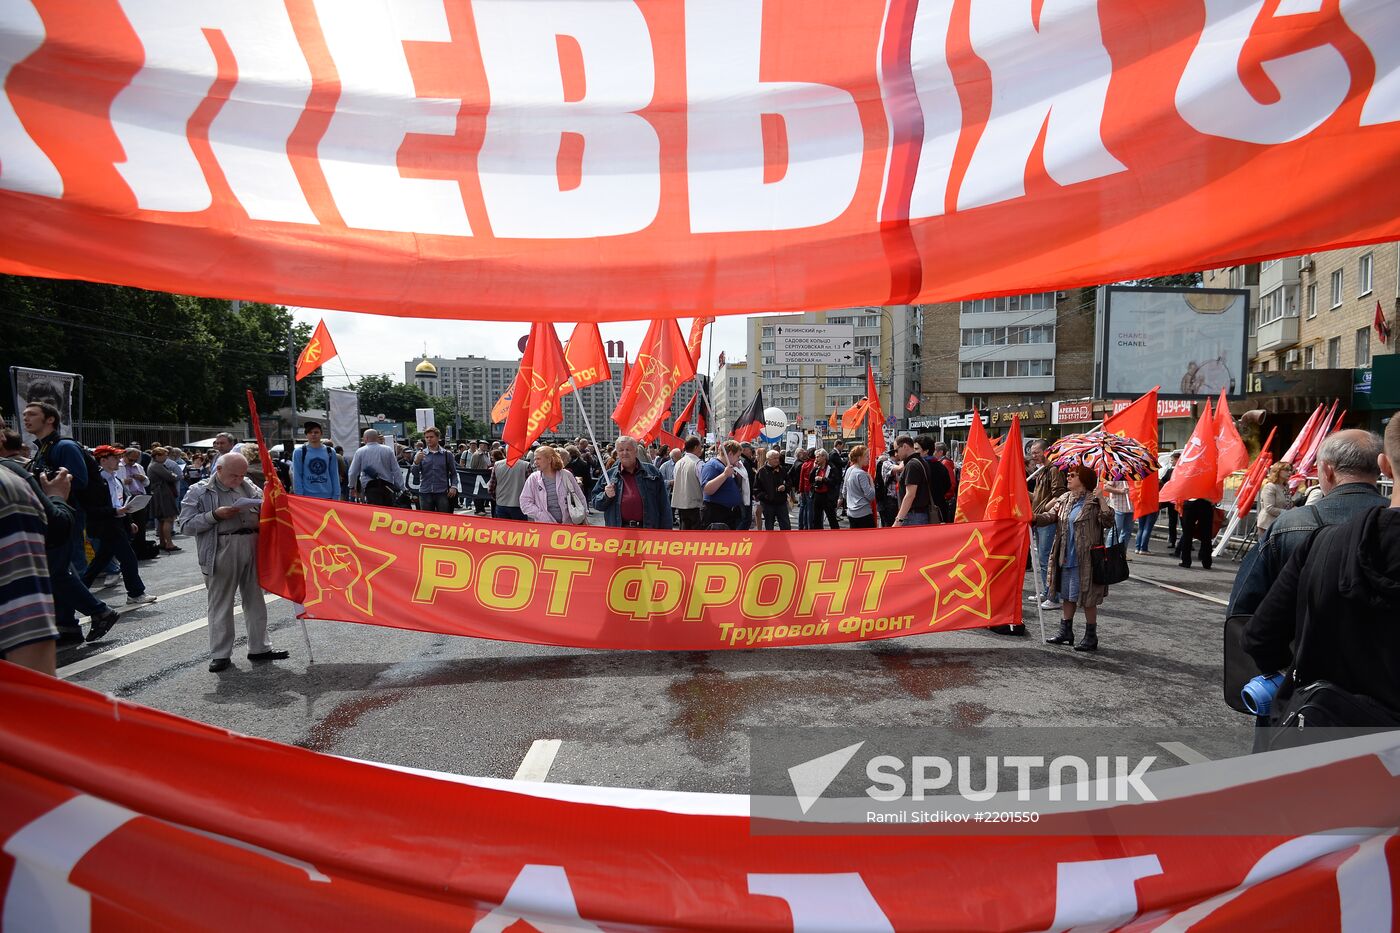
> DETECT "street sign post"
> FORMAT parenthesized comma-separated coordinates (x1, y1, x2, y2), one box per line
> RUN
(267, 374, 288, 397)
(774, 324, 857, 366)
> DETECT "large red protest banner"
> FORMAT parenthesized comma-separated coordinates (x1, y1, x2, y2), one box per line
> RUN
(277, 497, 1026, 649)
(2, 2, 1398, 320)
(2, 665, 1398, 931)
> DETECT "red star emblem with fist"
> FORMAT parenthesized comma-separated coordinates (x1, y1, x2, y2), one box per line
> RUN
(918, 529, 1017, 629)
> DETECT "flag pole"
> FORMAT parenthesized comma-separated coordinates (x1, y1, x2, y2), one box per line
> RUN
(1027, 526, 1047, 642)
(569, 379, 609, 489)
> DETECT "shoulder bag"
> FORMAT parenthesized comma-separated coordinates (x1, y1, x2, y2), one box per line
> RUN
(1090, 542, 1130, 585)
(565, 476, 588, 525)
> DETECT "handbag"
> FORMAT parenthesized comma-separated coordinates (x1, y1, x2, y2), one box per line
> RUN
(1263, 600, 1400, 750)
(1090, 542, 1130, 586)
(565, 479, 588, 525)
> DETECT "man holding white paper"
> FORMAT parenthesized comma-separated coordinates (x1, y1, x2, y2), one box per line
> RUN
(178, 451, 287, 673)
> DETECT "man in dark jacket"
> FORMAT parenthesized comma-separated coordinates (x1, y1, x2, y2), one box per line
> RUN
(754, 449, 791, 530)
(593, 434, 670, 529)
(1242, 417, 1400, 720)
(1229, 430, 1389, 616)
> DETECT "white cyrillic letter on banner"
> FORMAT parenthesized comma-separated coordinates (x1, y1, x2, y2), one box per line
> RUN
(0, 0, 62, 197)
(1177, 0, 1350, 144)
(315, 0, 471, 236)
(111, 0, 315, 220)
(686, 0, 863, 232)
(958, 0, 1126, 212)
(475, 0, 658, 238)
(1340, 0, 1400, 127)
(1036, 855, 1162, 933)
(748, 874, 894, 932)
(899, 0, 957, 220)
(471, 865, 604, 933)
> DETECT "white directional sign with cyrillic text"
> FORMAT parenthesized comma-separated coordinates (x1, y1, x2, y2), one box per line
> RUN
(774, 324, 857, 365)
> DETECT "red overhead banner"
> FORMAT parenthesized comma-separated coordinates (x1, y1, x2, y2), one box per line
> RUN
(266, 497, 1027, 650)
(2, 3, 1399, 320)
(2, 665, 1399, 931)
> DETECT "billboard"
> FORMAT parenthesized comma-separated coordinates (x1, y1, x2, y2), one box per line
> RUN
(1095, 287, 1249, 400)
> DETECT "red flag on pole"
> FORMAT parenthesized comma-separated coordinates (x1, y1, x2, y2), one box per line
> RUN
(984, 416, 1032, 521)
(1213, 389, 1249, 497)
(672, 394, 697, 437)
(294, 319, 337, 382)
(1281, 403, 1325, 465)
(1159, 401, 1219, 506)
(503, 323, 569, 465)
(1102, 387, 1160, 519)
(558, 322, 612, 397)
(732, 388, 766, 443)
(490, 381, 514, 424)
(686, 316, 713, 367)
(828, 409, 839, 432)
(1233, 426, 1278, 517)
(1375, 300, 1392, 344)
(246, 390, 305, 603)
(865, 362, 885, 456)
(610, 318, 696, 439)
(841, 399, 870, 433)
(1294, 399, 1339, 479)
(953, 409, 999, 523)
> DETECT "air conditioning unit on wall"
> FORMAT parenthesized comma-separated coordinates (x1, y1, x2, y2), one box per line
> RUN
(1285, 349, 1300, 365)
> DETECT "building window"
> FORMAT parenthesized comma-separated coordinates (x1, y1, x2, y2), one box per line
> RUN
(959, 324, 1056, 346)
(762, 326, 774, 337)
(1306, 283, 1317, 319)
(854, 335, 880, 349)
(1327, 336, 1341, 368)
(760, 341, 774, 351)
(959, 359, 1053, 378)
(1355, 327, 1371, 367)
(855, 315, 880, 328)
(1330, 269, 1344, 308)
(1303, 345, 1314, 369)
(1258, 286, 1299, 325)
(827, 316, 853, 325)
(961, 292, 1055, 314)
(1358, 252, 1373, 296)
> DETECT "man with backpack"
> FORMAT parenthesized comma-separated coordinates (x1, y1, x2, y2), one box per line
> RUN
(79, 445, 156, 607)
(412, 426, 459, 513)
(291, 421, 341, 502)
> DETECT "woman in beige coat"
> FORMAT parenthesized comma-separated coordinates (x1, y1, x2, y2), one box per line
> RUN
(1033, 465, 1114, 652)
(1256, 461, 1293, 534)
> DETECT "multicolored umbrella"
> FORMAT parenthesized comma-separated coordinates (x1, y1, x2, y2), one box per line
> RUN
(1046, 431, 1158, 481)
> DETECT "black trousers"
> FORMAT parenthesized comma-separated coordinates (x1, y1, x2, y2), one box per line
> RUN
(810, 492, 840, 529)
(1178, 500, 1214, 568)
(677, 508, 703, 530)
(877, 500, 898, 528)
(761, 501, 791, 530)
(702, 503, 742, 529)
(1165, 503, 1179, 546)
(364, 481, 396, 507)
(81, 519, 145, 597)
(847, 513, 877, 529)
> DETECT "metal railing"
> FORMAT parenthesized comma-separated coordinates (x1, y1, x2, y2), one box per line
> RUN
(70, 420, 248, 448)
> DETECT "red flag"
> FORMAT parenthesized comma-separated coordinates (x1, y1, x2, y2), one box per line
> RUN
(610, 318, 696, 439)
(984, 416, 1032, 521)
(672, 394, 697, 436)
(294, 319, 337, 382)
(558, 322, 611, 397)
(1233, 426, 1278, 517)
(1294, 400, 1339, 479)
(686, 316, 713, 367)
(828, 409, 839, 431)
(490, 380, 515, 424)
(1375, 300, 1392, 344)
(503, 322, 569, 465)
(906, 393, 919, 413)
(732, 388, 765, 443)
(1281, 404, 1325, 465)
(1103, 387, 1160, 519)
(865, 363, 886, 456)
(841, 399, 870, 433)
(1213, 389, 1248, 496)
(246, 390, 305, 603)
(954, 409, 999, 522)
(1160, 401, 1219, 505)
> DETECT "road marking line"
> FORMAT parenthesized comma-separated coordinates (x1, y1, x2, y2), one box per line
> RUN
(1130, 574, 1229, 606)
(1158, 741, 1211, 765)
(512, 739, 562, 782)
(58, 597, 282, 679)
(113, 583, 206, 615)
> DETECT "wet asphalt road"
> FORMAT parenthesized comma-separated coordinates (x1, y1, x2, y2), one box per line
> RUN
(59, 525, 1252, 793)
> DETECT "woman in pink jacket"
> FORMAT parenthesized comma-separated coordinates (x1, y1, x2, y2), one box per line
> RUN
(518, 447, 588, 524)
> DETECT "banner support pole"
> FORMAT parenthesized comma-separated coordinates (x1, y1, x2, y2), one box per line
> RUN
(1212, 508, 1242, 559)
(1026, 525, 1047, 642)
(570, 380, 609, 488)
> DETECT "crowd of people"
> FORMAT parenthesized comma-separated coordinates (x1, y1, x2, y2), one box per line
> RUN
(3, 400, 1397, 727)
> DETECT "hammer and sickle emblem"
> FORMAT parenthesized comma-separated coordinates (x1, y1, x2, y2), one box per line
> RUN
(525, 368, 549, 393)
(940, 560, 989, 606)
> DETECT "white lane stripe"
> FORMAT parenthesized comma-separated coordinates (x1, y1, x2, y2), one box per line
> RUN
(113, 583, 206, 614)
(1130, 574, 1229, 606)
(58, 596, 282, 679)
(512, 739, 562, 783)
(1158, 741, 1211, 765)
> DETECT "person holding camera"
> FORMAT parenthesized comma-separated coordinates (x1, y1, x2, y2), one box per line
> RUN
(1033, 465, 1114, 652)
(412, 426, 458, 513)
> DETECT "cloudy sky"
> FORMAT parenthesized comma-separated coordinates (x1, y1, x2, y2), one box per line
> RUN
(290, 306, 766, 388)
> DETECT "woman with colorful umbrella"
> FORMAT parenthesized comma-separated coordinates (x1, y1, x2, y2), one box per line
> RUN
(1033, 465, 1114, 652)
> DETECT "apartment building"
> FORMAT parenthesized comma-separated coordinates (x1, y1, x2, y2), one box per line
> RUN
(712, 360, 750, 435)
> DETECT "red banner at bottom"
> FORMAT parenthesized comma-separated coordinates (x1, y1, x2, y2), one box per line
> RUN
(264, 497, 1028, 650)
(1, 666, 1397, 930)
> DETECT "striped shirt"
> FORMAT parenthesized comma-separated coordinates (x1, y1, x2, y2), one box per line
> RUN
(0, 467, 57, 654)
